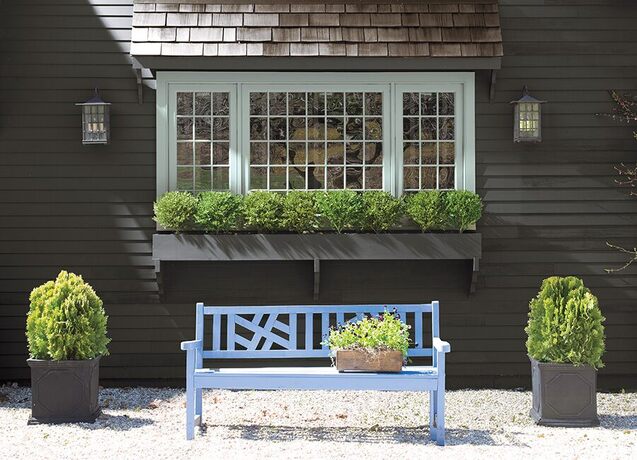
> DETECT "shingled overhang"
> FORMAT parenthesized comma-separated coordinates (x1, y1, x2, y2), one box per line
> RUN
(131, 1, 502, 70)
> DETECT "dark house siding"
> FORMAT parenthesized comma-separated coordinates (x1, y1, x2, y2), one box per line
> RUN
(1, 0, 636, 388)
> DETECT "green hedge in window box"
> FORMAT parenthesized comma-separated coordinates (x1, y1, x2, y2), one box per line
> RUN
(153, 189, 482, 234)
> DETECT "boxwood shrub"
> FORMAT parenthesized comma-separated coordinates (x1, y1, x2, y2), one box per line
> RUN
(242, 191, 284, 232)
(282, 191, 320, 233)
(152, 189, 483, 233)
(405, 191, 447, 231)
(154, 191, 198, 231)
(360, 191, 404, 233)
(444, 190, 483, 233)
(315, 190, 364, 233)
(26, 271, 110, 361)
(526, 276, 605, 369)
(195, 191, 243, 233)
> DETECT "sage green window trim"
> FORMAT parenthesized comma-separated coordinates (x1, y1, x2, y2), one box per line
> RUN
(156, 72, 475, 197)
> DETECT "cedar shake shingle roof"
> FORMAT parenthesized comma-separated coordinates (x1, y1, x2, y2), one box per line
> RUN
(131, 2, 503, 58)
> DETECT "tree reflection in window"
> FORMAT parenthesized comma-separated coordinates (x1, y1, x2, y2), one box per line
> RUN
(249, 91, 383, 191)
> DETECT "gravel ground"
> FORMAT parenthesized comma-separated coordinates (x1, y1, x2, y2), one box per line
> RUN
(0, 384, 635, 459)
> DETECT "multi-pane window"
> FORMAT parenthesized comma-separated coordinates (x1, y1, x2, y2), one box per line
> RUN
(248, 91, 384, 191)
(402, 92, 456, 191)
(176, 91, 230, 191)
(161, 74, 474, 196)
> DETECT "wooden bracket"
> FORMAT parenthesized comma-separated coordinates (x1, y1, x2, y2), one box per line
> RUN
(469, 257, 480, 294)
(154, 260, 164, 298)
(313, 259, 320, 301)
(135, 67, 143, 104)
(489, 69, 497, 103)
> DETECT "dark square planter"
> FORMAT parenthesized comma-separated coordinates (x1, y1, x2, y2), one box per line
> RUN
(27, 357, 101, 424)
(530, 357, 599, 427)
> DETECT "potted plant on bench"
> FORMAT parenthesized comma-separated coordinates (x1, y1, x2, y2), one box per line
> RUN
(26, 271, 110, 424)
(323, 309, 410, 373)
(526, 276, 605, 426)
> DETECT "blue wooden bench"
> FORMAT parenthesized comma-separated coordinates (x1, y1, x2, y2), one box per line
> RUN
(180, 302, 451, 445)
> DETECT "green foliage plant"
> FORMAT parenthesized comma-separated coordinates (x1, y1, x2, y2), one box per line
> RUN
(195, 192, 243, 233)
(242, 191, 284, 232)
(525, 276, 605, 369)
(315, 190, 363, 233)
(154, 191, 197, 231)
(444, 190, 483, 233)
(26, 271, 110, 361)
(282, 191, 320, 233)
(322, 309, 411, 359)
(360, 191, 403, 233)
(404, 191, 447, 231)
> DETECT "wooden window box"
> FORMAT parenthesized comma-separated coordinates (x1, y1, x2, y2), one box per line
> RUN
(152, 232, 481, 297)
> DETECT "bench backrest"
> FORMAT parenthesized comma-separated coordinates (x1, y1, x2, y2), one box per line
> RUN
(194, 303, 440, 360)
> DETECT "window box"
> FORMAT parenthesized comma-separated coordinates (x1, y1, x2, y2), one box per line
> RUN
(152, 232, 481, 297)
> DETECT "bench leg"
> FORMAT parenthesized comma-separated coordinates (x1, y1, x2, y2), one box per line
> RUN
(429, 390, 437, 443)
(436, 388, 445, 446)
(185, 350, 195, 440)
(195, 388, 202, 426)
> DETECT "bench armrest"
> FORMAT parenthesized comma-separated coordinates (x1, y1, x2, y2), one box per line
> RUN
(180, 339, 202, 351)
(433, 338, 451, 353)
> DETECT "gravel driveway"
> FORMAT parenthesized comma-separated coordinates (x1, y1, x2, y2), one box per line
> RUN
(0, 385, 635, 459)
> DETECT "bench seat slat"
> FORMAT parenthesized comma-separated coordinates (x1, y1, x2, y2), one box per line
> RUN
(193, 366, 439, 392)
(201, 348, 432, 359)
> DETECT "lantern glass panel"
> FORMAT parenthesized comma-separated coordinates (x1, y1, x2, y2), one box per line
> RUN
(81, 103, 109, 144)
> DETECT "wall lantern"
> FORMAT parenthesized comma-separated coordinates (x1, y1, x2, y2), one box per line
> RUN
(76, 88, 111, 144)
(511, 86, 546, 143)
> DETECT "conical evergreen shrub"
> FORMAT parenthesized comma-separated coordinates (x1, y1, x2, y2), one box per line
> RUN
(525, 276, 605, 369)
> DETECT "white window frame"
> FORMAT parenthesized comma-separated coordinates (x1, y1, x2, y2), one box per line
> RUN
(156, 72, 475, 196)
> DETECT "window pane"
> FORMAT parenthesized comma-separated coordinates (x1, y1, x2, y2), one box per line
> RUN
(177, 118, 193, 140)
(213, 92, 229, 116)
(213, 117, 229, 140)
(195, 166, 211, 191)
(247, 90, 383, 191)
(365, 92, 383, 116)
(195, 142, 211, 165)
(195, 118, 211, 140)
(288, 92, 306, 115)
(213, 142, 229, 165)
(177, 166, 194, 190)
(177, 92, 193, 115)
(401, 91, 456, 191)
(250, 92, 267, 115)
(177, 143, 193, 165)
(250, 142, 267, 164)
(365, 167, 382, 189)
(212, 167, 229, 190)
(195, 92, 211, 116)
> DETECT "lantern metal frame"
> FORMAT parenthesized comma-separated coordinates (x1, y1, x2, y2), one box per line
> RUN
(76, 89, 111, 145)
(511, 86, 546, 143)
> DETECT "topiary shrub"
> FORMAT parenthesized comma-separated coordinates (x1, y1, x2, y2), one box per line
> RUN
(195, 191, 243, 233)
(154, 191, 198, 231)
(526, 276, 605, 369)
(26, 271, 110, 361)
(444, 190, 483, 233)
(315, 190, 363, 233)
(282, 191, 320, 234)
(360, 191, 403, 233)
(242, 191, 284, 232)
(404, 191, 447, 231)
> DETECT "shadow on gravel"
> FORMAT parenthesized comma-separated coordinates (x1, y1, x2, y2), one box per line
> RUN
(77, 413, 155, 431)
(207, 424, 499, 446)
(599, 414, 637, 430)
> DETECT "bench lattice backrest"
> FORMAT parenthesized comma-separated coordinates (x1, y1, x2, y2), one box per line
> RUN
(194, 303, 440, 360)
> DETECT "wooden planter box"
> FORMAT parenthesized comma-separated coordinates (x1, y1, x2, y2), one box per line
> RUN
(335, 349, 403, 373)
(152, 232, 482, 297)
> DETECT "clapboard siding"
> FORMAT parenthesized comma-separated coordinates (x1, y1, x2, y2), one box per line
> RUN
(1, 0, 636, 389)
